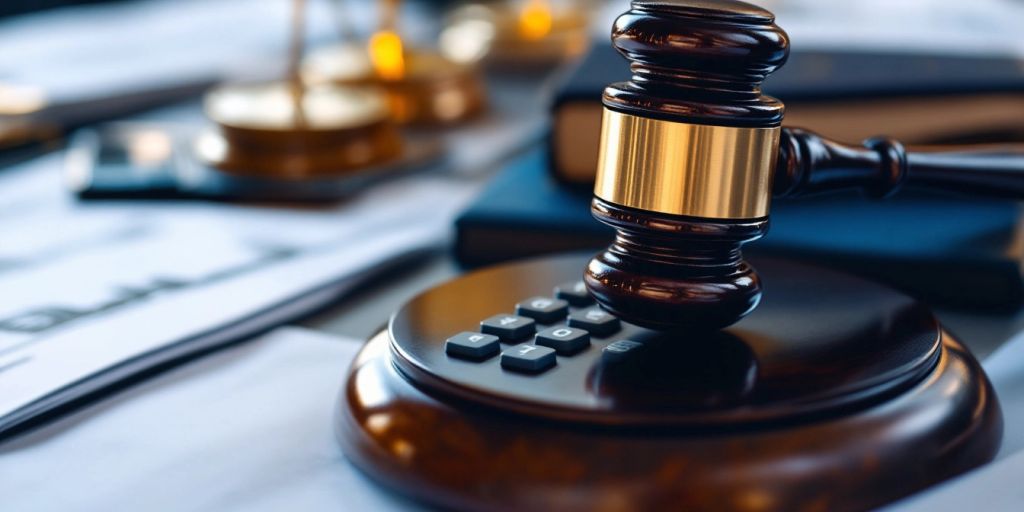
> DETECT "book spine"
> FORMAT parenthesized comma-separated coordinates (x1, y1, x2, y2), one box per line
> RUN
(548, 99, 604, 187)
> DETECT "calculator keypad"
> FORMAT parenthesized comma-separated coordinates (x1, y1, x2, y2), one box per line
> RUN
(447, 281, 633, 375)
(536, 327, 590, 355)
(501, 344, 557, 373)
(515, 297, 569, 323)
(480, 314, 536, 342)
(602, 339, 645, 362)
(445, 332, 500, 360)
(568, 307, 621, 337)
(554, 281, 595, 306)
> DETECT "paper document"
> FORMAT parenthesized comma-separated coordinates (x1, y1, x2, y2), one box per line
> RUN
(0, 327, 418, 511)
(0, 153, 475, 439)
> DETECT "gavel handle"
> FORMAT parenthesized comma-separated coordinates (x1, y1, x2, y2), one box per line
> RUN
(774, 127, 1024, 199)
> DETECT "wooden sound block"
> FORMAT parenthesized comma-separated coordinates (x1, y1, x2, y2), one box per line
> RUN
(336, 253, 1001, 511)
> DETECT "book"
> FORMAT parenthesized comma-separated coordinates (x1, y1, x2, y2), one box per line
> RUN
(551, 44, 1024, 184)
(455, 148, 1024, 310)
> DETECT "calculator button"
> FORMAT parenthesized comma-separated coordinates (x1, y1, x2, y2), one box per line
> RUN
(554, 281, 594, 306)
(501, 344, 556, 373)
(480, 314, 536, 341)
(535, 327, 590, 355)
(568, 307, 621, 336)
(515, 297, 569, 323)
(602, 340, 645, 362)
(445, 332, 500, 360)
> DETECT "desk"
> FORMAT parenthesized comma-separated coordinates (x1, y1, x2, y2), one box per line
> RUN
(301, 254, 459, 343)
(5, 250, 1024, 511)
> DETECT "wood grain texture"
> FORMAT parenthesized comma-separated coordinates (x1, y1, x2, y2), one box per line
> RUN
(336, 253, 1002, 512)
(775, 127, 1024, 199)
(603, 0, 788, 127)
(589, 0, 1024, 330)
(339, 330, 999, 512)
(587, 197, 766, 331)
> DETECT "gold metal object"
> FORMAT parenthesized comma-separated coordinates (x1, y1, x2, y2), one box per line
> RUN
(440, 2, 589, 68)
(199, 82, 402, 178)
(302, 44, 375, 84)
(305, 48, 486, 125)
(304, 0, 484, 125)
(287, 0, 308, 126)
(197, 0, 408, 179)
(594, 109, 780, 219)
(371, 51, 485, 125)
(0, 83, 59, 149)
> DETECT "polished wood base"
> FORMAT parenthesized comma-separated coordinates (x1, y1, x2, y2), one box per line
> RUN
(336, 254, 1001, 511)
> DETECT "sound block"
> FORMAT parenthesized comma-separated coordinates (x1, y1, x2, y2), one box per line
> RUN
(336, 253, 1001, 511)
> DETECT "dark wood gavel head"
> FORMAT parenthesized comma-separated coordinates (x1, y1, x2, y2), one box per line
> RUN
(585, 0, 789, 331)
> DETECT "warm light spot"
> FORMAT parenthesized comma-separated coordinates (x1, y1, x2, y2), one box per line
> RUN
(368, 30, 406, 80)
(390, 439, 415, 461)
(736, 488, 776, 511)
(365, 413, 393, 435)
(518, 0, 553, 41)
(0, 83, 47, 115)
(439, 18, 495, 64)
(433, 88, 467, 120)
(127, 130, 173, 166)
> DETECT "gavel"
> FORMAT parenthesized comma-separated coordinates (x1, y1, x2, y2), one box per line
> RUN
(585, 0, 1024, 331)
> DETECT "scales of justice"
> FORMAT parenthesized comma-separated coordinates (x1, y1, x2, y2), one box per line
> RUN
(194, 0, 590, 181)
(197, 0, 489, 180)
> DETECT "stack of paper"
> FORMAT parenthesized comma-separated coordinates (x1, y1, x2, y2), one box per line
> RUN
(1, 327, 412, 510)
(0, 152, 475, 439)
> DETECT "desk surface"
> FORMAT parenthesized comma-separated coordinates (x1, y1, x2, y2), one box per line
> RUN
(301, 253, 460, 343)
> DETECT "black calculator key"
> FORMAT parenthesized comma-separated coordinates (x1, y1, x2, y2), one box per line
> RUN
(535, 327, 590, 355)
(480, 314, 536, 341)
(602, 340, 645, 362)
(445, 332, 500, 360)
(554, 280, 594, 306)
(515, 297, 569, 323)
(568, 307, 621, 336)
(501, 344, 556, 373)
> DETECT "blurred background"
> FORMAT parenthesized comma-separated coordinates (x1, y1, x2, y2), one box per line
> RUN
(1, 0, 1024, 439)
(2, 0, 1023, 312)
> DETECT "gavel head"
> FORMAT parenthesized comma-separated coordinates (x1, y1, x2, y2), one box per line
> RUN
(585, 0, 789, 331)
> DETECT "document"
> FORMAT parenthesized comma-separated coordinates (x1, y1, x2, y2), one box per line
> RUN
(0, 327, 418, 511)
(0, 152, 475, 439)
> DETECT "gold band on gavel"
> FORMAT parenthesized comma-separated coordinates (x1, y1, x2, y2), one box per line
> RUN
(594, 109, 780, 219)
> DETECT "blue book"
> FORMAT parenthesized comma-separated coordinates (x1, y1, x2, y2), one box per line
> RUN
(455, 148, 1024, 310)
(551, 44, 1024, 184)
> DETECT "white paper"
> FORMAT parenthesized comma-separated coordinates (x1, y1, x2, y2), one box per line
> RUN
(0, 152, 476, 437)
(0, 326, 417, 511)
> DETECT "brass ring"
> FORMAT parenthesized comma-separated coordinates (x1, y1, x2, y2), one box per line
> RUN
(594, 109, 780, 219)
